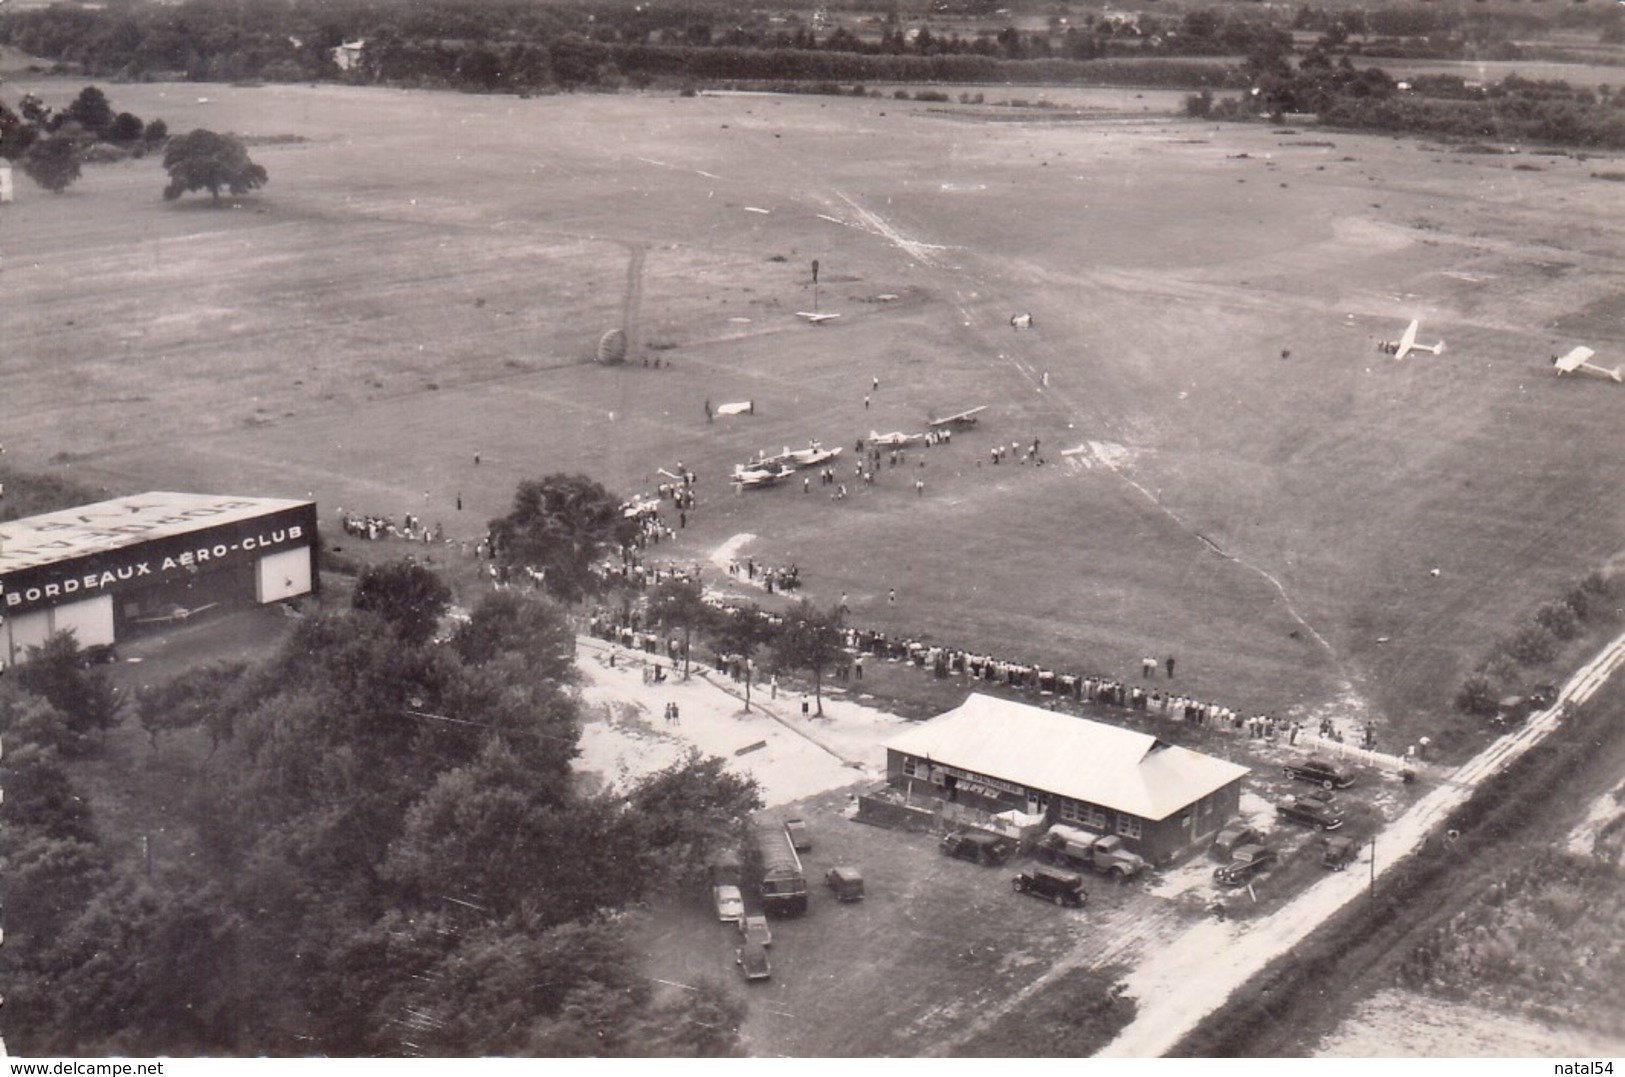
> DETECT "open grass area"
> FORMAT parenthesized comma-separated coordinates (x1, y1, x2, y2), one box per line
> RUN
(4, 78, 1624, 761)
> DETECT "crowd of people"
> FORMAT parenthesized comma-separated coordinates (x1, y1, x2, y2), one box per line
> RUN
(337, 509, 444, 544)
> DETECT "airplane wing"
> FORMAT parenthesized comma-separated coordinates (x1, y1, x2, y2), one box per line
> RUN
(715, 401, 753, 416)
(1554, 346, 1595, 374)
(930, 406, 987, 427)
(796, 312, 840, 323)
(1395, 320, 1420, 360)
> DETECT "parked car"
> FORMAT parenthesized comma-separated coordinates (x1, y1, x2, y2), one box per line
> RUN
(825, 866, 865, 902)
(713, 884, 745, 922)
(78, 644, 119, 667)
(784, 817, 812, 853)
(1211, 822, 1262, 860)
(1011, 866, 1088, 908)
(1213, 844, 1277, 887)
(1276, 794, 1346, 831)
(735, 940, 772, 981)
(1282, 757, 1356, 790)
(939, 830, 1014, 866)
(738, 913, 772, 948)
(1320, 835, 1360, 871)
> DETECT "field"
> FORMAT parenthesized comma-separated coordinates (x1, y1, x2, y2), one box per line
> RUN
(5, 78, 1625, 753)
(7, 72, 1625, 1059)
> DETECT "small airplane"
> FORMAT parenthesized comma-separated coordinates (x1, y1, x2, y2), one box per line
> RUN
(731, 462, 792, 488)
(134, 602, 219, 625)
(621, 496, 661, 518)
(796, 311, 841, 324)
(783, 442, 843, 468)
(1379, 320, 1445, 360)
(868, 429, 928, 448)
(1553, 346, 1621, 383)
(928, 406, 988, 429)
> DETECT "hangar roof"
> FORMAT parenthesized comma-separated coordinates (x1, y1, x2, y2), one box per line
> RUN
(0, 492, 313, 574)
(882, 693, 1249, 822)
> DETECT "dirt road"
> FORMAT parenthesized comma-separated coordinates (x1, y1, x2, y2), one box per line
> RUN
(1094, 630, 1625, 1057)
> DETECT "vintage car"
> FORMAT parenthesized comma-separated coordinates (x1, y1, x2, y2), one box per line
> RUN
(1277, 794, 1346, 831)
(1283, 757, 1356, 790)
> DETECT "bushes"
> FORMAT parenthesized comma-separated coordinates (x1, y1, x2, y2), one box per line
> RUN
(1454, 569, 1621, 715)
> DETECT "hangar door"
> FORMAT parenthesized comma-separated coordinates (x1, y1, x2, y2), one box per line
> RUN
(3, 595, 115, 665)
(256, 546, 313, 604)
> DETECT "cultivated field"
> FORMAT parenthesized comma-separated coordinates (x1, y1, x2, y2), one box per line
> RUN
(4, 78, 1624, 754)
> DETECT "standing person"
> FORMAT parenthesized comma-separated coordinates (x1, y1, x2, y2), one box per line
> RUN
(1142, 656, 1156, 679)
(872, 375, 880, 392)
(1165, 655, 1176, 678)
(888, 588, 896, 605)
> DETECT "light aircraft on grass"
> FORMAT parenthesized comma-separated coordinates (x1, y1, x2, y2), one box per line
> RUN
(1553, 346, 1621, 383)
(134, 602, 220, 625)
(868, 429, 928, 447)
(796, 311, 841, 324)
(782, 442, 843, 468)
(1379, 320, 1445, 360)
(731, 462, 793, 488)
(928, 406, 988, 429)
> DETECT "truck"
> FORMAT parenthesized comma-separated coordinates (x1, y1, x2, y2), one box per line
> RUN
(1036, 824, 1148, 881)
(825, 865, 865, 902)
(753, 824, 809, 917)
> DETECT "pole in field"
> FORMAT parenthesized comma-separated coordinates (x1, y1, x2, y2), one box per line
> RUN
(811, 259, 820, 313)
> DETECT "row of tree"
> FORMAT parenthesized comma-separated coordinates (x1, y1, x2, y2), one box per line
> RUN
(481, 474, 849, 715)
(3, 84, 269, 198)
(1, 552, 760, 1055)
(5, 0, 1618, 90)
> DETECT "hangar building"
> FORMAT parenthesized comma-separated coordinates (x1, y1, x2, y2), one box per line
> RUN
(883, 693, 1249, 864)
(1, 492, 318, 665)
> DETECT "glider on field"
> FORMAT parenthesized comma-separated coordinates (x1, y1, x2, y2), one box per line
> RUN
(134, 602, 220, 625)
(1379, 320, 1445, 360)
(1553, 346, 1621, 383)
(868, 429, 928, 448)
(928, 406, 988, 429)
(796, 311, 841, 324)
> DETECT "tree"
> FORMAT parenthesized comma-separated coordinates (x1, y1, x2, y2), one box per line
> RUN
(708, 603, 774, 712)
(648, 576, 707, 677)
(16, 631, 123, 747)
(773, 599, 846, 716)
(352, 559, 453, 646)
(452, 589, 576, 678)
(109, 111, 145, 144)
(63, 86, 115, 139)
(21, 134, 82, 193)
(488, 474, 637, 605)
(162, 128, 268, 203)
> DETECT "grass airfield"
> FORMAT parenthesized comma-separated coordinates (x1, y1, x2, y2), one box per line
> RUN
(3, 80, 1624, 748)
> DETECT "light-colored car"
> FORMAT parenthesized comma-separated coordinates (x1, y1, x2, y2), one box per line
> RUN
(738, 913, 772, 948)
(713, 884, 745, 922)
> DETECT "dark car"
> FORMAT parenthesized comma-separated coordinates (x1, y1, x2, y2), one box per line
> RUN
(1320, 835, 1360, 870)
(1277, 794, 1346, 831)
(784, 818, 812, 853)
(735, 940, 772, 982)
(939, 830, 1014, 866)
(1282, 757, 1356, 790)
(825, 866, 865, 902)
(1211, 822, 1262, 860)
(1012, 867, 1088, 908)
(78, 644, 120, 667)
(1213, 844, 1277, 887)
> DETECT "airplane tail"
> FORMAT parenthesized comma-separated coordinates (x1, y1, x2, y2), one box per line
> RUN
(1610, 366, 1623, 384)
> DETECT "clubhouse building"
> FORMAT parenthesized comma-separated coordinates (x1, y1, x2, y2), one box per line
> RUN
(1, 492, 318, 665)
(882, 693, 1249, 864)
